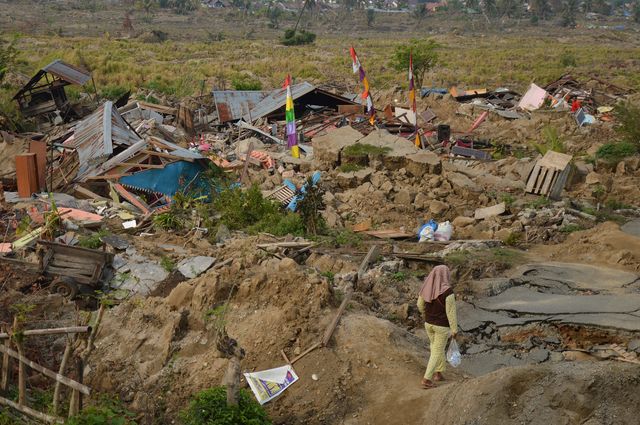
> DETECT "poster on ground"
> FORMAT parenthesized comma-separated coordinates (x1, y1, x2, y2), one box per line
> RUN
(243, 365, 299, 405)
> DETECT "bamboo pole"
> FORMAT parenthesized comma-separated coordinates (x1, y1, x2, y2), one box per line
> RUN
(0, 325, 9, 392)
(0, 345, 90, 395)
(0, 326, 90, 340)
(0, 395, 64, 424)
(321, 291, 353, 347)
(15, 317, 26, 406)
(52, 338, 72, 415)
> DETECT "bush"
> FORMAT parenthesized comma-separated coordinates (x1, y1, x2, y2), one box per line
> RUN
(214, 185, 281, 231)
(613, 101, 640, 147)
(281, 29, 316, 46)
(78, 230, 107, 249)
(181, 386, 270, 425)
(100, 85, 130, 101)
(66, 396, 137, 425)
(596, 141, 638, 163)
(231, 74, 262, 91)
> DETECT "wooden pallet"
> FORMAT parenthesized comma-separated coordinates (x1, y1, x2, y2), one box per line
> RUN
(266, 185, 296, 205)
(525, 151, 572, 200)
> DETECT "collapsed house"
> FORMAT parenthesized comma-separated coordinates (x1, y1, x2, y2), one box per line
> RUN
(12, 60, 96, 128)
(213, 82, 358, 123)
(48, 101, 212, 214)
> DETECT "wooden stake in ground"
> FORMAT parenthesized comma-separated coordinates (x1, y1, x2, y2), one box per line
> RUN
(217, 330, 245, 407)
(53, 338, 73, 415)
(0, 325, 10, 392)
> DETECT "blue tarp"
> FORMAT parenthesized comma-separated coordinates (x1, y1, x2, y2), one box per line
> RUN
(119, 160, 210, 197)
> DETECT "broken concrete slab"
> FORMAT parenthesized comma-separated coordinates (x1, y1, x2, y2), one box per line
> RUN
(549, 314, 640, 332)
(404, 151, 442, 177)
(621, 219, 640, 238)
(177, 256, 216, 278)
(457, 301, 537, 332)
(335, 168, 373, 189)
(475, 202, 506, 220)
(517, 262, 639, 293)
(446, 172, 481, 193)
(476, 286, 640, 315)
(526, 348, 550, 363)
(114, 262, 169, 297)
(313, 126, 364, 168)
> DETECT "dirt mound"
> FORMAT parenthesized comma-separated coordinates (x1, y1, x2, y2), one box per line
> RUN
(345, 360, 640, 425)
(87, 238, 335, 422)
(529, 221, 640, 272)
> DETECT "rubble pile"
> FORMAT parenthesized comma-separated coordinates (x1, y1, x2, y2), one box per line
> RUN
(1, 56, 639, 425)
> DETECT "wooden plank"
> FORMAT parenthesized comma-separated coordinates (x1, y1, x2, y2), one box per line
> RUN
(118, 162, 165, 169)
(321, 291, 353, 347)
(534, 168, 548, 193)
(113, 183, 151, 215)
(525, 164, 541, 193)
(0, 327, 9, 391)
(537, 150, 572, 170)
(0, 326, 90, 340)
(141, 149, 193, 162)
(239, 142, 254, 184)
(357, 245, 380, 281)
(103, 102, 113, 156)
(73, 185, 109, 201)
(0, 395, 64, 424)
(550, 165, 571, 200)
(540, 168, 556, 196)
(0, 345, 91, 395)
(290, 341, 322, 365)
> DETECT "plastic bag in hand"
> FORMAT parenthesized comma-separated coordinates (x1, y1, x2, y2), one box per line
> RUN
(446, 339, 461, 367)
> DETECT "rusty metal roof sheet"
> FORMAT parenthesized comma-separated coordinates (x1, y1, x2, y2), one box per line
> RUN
(243, 82, 316, 122)
(43, 60, 92, 86)
(242, 82, 357, 122)
(212, 90, 269, 122)
(64, 101, 141, 180)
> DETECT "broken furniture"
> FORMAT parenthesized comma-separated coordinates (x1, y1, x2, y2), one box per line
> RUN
(0, 240, 114, 299)
(525, 151, 573, 200)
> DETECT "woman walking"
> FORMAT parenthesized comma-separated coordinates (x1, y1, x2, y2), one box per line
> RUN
(417, 265, 458, 389)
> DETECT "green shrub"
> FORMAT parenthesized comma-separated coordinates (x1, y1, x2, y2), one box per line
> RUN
(281, 29, 316, 46)
(161, 256, 176, 272)
(248, 211, 305, 237)
(560, 224, 584, 233)
(153, 211, 185, 230)
(100, 85, 129, 101)
(66, 396, 137, 425)
(532, 126, 565, 155)
(337, 164, 363, 173)
(78, 230, 107, 249)
(342, 143, 391, 158)
(214, 185, 280, 231)
(596, 141, 638, 163)
(559, 51, 577, 67)
(181, 386, 270, 425)
(231, 74, 262, 91)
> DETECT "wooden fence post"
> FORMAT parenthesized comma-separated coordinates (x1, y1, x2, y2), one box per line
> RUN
(0, 325, 10, 392)
(52, 337, 73, 415)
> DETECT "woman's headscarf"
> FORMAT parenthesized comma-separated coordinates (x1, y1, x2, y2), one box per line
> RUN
(419, 265, 452, 303)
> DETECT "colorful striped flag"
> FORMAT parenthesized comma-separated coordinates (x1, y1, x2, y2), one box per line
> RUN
(349, 47, 375, 125)
(283, 74, 299, 158)
(409, 52, 420, 147)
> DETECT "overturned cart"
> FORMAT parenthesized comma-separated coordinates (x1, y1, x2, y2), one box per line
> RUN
(0, 240, 114, 299)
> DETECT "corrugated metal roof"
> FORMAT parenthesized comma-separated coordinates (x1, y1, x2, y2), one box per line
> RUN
(243, 82, 317, 122)
(212, 90, 268, 122)
(65, 101, 141, 179)
(43, 60, 92, 86)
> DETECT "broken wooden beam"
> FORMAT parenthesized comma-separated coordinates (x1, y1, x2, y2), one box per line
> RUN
(357, 245, 380, 281)
(0, 395, 64, 424)
(322, 291, 353, 347)
(0, 345, 91, 396)
(0, 326, 90, 340)
(256, 241, 314, 249)
(290, 341, 322, 365)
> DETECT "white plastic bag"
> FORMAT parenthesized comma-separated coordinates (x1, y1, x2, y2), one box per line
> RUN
(446, 339, 461, 367)
(434, 221, 453, 241)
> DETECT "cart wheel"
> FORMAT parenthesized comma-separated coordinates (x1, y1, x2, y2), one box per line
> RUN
(50, 278, 79, 300)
